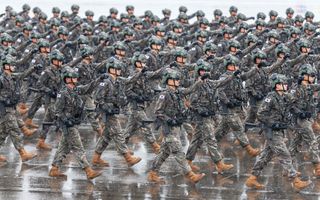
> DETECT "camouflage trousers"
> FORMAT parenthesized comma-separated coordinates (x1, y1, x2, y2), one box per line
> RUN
(39, 104, 56, 140)
(124, 109, 156, 145)
(151, 127, 191, 174)
(252, 130, 298, 177)
(0, 111, 23, 150)
(289, 118, 320, 164)
(83, 95, 100, 132)
(27, 93, 43, 119)
(52, 125, 90, 169)
(214, 113, 249, 147)
(244, 99, 263, 124)
(95, 115, 128, 155)
(186, 117, 223, 163)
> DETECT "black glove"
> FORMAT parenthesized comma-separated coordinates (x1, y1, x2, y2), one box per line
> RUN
(143, 47, 151, 53)
(201, 72, 210, 80)
(235, 50, 243, 57)
(167, 118, 177, 126)
(206, 54, 215, 60)
(34, 64, 43, 70)
(299, 111, 312, 119)
(226, 101, 235, 108)
(293, 38, 300, 43)
(49, 90, 57, 98)
(65, 41, 73, 47)
(271, 122, 287, 130)
(65, 120, 74, 127)
(257, 40, 263, 46)
(99, 73, 108, 80)
(233, 70, 241, 77)
(184, 46, 190, 51)
(31, 48, 38, 54)
(141, 66, 148, 73)
(257, 61, 267, 68)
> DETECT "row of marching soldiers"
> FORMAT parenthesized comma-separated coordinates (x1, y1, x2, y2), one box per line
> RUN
(1, 4, 320, 190)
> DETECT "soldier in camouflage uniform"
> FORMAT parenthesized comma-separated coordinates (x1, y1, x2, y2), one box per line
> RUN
(75, 46, 104, 135)
(49, 66, 103, 180)
(122, 53, 161, 154)
(289, 64, 320, 177)
(186, 60, 236, 173)
(214, 55, 261, 157)
(147, 69, 205, 184)
(246, 73, 311, 191)
(0, 55, 37, 163)
(35, 50, 64, 151)
(92, 59, 142, 167)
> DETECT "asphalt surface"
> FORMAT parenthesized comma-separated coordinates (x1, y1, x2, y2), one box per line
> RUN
(0, 109, 319, 200)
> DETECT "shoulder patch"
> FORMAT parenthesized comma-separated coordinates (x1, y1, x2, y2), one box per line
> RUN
(218, 44, 222, 47)
(74, 68, 79, 72)
(25, 49, 30, 53)
(31, 59, 36, 63)
(290, 89, 296, 94)
(41, 71, 45, 75)
(191, 47, 196, 51)
(17, 38, 21, 43)
(99, 82, 105, 86)
(159, 94, 165, 100)
(57, 94, 61, 98)
(264, 97, 271, 103)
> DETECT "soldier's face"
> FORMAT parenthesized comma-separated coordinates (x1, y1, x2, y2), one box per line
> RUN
(295, 21, 302, 27)
(168, 39, 177, 45)
(125, 35, 133, 40)
(122, 18, 129, 23)
(230, 47, 237, 53)
(112, 27, 120, 32)
(156, 31, 165, 37)
(31, 38, 38, 43)
(176, 56, 186, 64)
(215, 15, 221, 20)
(270, 16, 276, 20)
(2, 41, 12, 47)
(52, 59, 63, 67)
(291, 33, 297, 39)
(277, 23, 284, 29)
(287, 13, 293, 18)
(151, 44, 161, 51)
(53, 13, 59, 18)
(116, 69, 121, 76)
(256, 25, 264, 31)
(301, 47, 310, 53)
(197, 37, 206, 43)
(276, 83, 288, 91)
(199, 69, 206, 76)
(306, 17, 313, 22)
(255, 58, 262, 64)
(127, 9, 134, 15)
(200, 24, 208, 30)
(168, 79, 180, 87)
(4, 64, 15, 73)
(111, 13, 117, 18)
(87, 15, 93, 21)
(269, 37, 278, 44)
(227, 64, 238, 71)
(116, 49, 126, 56)
(173, 28, 182, 33)
(304, 74, 316, 84)
(135, 24, 142, 30)
(135, 61, 145, 68)
(230, 11, 237, 16)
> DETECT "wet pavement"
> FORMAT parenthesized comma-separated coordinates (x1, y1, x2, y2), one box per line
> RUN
(0, 109, 319, 200)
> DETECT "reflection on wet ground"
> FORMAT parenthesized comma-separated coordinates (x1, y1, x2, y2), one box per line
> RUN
(0, 110, 319, 200)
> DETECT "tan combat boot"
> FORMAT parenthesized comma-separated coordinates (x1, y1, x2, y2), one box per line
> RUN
(0, 155, 7, 162)
(185, 171, 205, 183)
(17, 103, 29, 115)
(36, 138, 52, 150)
(18, 148, 37, 162)
(24, 118, 39, 129)
(49, 165, 67, 178)
(151, 142, 161, 154)
(96, 127, 103, 136)
(92, 152, 109, 167)
(292, 177, 311, 190)
(244, 144, 260, 157)
(84, 167, 102, 180)
(148, 170, 164, 183)
(314, 163, 320, 177)
(216, 160, 234, 174)
(245, 175, 264, 189)
(187, 160, 200, 172)
(123, 152, 141, 167)
(21, 126, 36, 137)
